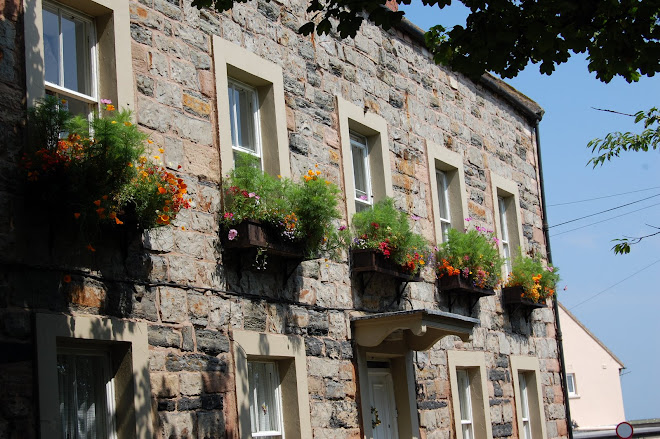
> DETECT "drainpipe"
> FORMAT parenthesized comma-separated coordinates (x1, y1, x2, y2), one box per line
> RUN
(535, 121, 574, 439)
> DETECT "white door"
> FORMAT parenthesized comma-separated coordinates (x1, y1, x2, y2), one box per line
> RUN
(368, 369, 399, 439)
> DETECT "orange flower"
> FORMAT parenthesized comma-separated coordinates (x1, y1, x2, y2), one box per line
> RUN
(148, 139, 154, 144)
(106, 104, 115, 111)
(159, 148, 165, 153)
(124, 121, 132, 127)
(63, 275, 71, 283)
(109, 212, 117, 219)
(73, 212, 81, 219)
(115, 217, 124, 225)
(158, 187, 167, 194)
(181, 226, 186, 230)
(154, 155, 160, 160)
(102, 195, 108, 200)
(86, 244, 96, 252)
(93, 199, 101, 206)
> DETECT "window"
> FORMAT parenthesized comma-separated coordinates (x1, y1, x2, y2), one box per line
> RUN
(25, 0, 134, 111)
(351, 132, 372, 212)
(511, 356, 548, 439)
(248, 361, 284, 437)
(43, 2, 97, 116)
(232, 330, 312, 438)
(57, 348, 116, 438)
(213, 36, 291, 178)
(427, 144, 468, 244)
(491, 174, 523, 278)
(228, 79, 262, 167)
(36, 313, 153, 438)
(448, 351, 493, 439)
(566, 373, 577, 397)
(337, 96, 394, 219)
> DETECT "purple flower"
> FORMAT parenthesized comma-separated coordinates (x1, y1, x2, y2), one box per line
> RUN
(410, 214, 421, 221)
(548, 266, 554, 272)
(228, 229, 238, 241)
(359, 195, 368, 201)
(465, 217, 472, 222)
(338, 225, 347, 231)
(101, 98, 112, 105)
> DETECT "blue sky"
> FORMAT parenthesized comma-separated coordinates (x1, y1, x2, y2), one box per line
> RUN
(400, 2, 660, 421)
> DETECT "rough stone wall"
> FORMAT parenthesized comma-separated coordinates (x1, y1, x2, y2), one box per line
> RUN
(0, 0, 568, 438)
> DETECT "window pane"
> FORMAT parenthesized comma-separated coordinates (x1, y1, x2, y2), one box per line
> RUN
(61, 14, 91, 96)
(43, 8, 60, 85)
(248, 362, 281, 435)
(352, 144, 368, 196)
(519, 373, 529, 418)
(498, 197, 509, 241)
(436, 170, 450, 220)
(567, 374, 575, 394)
(237, 87, 256, 152)
(457, 370, 472, 422)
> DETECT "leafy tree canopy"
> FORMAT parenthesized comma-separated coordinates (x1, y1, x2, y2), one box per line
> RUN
(193, 0, 660, 83)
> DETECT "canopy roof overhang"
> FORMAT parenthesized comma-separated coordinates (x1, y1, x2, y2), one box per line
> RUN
(351, 309, 479, 351)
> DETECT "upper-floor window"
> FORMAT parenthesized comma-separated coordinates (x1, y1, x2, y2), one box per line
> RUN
(428, 145, 468, 244)
(498, 195, 512, 275)
(248, 361, 283, 437)
(351, 132, 372, 212)
(43, 2, 97, 116)
(228, 79, 262, 168)
(566, 373, 578, 397)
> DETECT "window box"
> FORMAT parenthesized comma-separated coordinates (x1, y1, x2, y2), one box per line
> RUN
(502, 286, 547, 309)
(438, 275, 495, 313)
(222, 220, 304, 259)
(351, 249, 422, 282)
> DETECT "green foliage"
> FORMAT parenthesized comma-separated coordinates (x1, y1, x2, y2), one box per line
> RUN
(22, 97, 190, 239)
(221, 154, 343, 258)
(505, 250, 559, 303)
(588, 107, 660, 167)
(194, 0, 659, 84)
(349, 198, 430, 273)
(435, 226, 504, 289)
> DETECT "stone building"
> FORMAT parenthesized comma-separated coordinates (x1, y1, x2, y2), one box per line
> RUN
(0, 0, 569, 438)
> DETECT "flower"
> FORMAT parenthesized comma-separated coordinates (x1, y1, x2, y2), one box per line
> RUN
(124, 121, 132, 127)
(159, 148, 165, 153)
(228, 229, 238, 241)
(359, 195, 368, 201)
(158, 186, 167, 194)
(100, 99, 112, 105)
(248, 192, 256, 198)
(338, 225, 347, 231)
(93, 199, 101, 206)
(106, 104, 115, 111)
(73, 212, 81, 219)
(86, 244, 96, 252)
(410, 214, 421, 221)
(63, 275, 71, 283)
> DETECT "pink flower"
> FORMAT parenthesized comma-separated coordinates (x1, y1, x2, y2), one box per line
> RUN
(228, 229, 238, 241)
(548, 266, 554, 272)
(338, 225, 347, 231)
(465, 217, 472, 222)
(224, 212, 234, 219)
(248, 192, 256, 198)
(101, 98, 112, 104)
(359, 195, 368, 201)
(410, 214, 421, 221)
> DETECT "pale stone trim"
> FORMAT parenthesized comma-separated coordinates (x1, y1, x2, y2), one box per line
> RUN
(232, 330, 312, 439)
(448, 350, 494, 439)
(490, 173, 524, 263)
(35, 313, 152, 439)
(427, 143, 469, 243)
(212, 36, 291, 179)
(510, 356, 548, 439)
(336, 95, 394, 219)
(356, 347, 420, 439)
(23, 0, 134, 110)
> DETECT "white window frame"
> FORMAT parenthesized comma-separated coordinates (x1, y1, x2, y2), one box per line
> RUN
(427, 144, 469, 244)
(566, 373, 578, 398)
(456, 369, 475, 439)
(228, 78, 262, 166)
(24, 0, 135, 111)
(448, 351, 493, 439)
(350, 131, 373, 212)
(498, 195, 512, 276)
(337, 95, 394, 219)
(510, 356, 548, 439)
(57, 347, 118, 439)
(436, 169, 452, 242)
(248, 361, 284, 438)
(35, 313, 153, 439)
(42, 1, 98, 114)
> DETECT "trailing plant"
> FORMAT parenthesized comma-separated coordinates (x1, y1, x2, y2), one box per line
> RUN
(435, 223, 505, 289)
(349, 198, 430, 275)
(220, 154, 342, 258)
(21, 96, 190, 240)
(505, 250, 559, 303)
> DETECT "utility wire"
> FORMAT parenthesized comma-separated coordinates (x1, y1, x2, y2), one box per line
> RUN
(591, 107, 636, 117)
(568, 258, 660, 310)
(550, 202, 660, 237)
(548, 193, 660, 229)
(548, 186, 660, 207)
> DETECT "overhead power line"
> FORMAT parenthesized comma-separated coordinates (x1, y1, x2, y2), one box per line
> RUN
(548, 186, 660, 207)
(550, 202, 660, 237)
(548, 193, 660, 229)
(568, 258, 660, 310)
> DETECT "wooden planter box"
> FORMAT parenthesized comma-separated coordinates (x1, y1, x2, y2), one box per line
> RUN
(222, 220, 304, 258)
(502, 286, 547, 310)
(437, 274, 496, 313)
(351, 249, 421, 282)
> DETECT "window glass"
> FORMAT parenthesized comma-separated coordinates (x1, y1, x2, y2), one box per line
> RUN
(498, 196, 512, 275)
(436, 170, 452, 241)
(457, 369, 474, 439)
(567, 373, 576, 396)
(43, 7, 60, 85)
(351, 132, 371, 212)
(518, 373, 532, 439)
(57, 351, 114, 438)
(248, 361, 283, 437)
(228, 80, 261, 166)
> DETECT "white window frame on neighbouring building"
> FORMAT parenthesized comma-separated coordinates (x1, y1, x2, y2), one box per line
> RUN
(228, 78, 262, 167)
(427, 143, 468, 244)
(24, 0, 134, 112)
(566, 373, 578, 397)
(351, 131, 373, 212)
